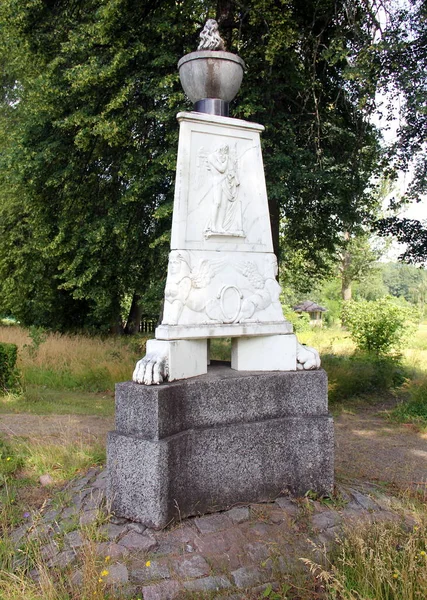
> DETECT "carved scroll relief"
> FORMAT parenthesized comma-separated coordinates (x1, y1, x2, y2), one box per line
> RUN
(162, 250, 285, 326)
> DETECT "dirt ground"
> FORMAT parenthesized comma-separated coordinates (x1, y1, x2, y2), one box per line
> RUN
(1, 407, 426, 490)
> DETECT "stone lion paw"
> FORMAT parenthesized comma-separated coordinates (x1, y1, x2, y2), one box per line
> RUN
(132, 347, 169, 385)
(296, 342, 321, 370)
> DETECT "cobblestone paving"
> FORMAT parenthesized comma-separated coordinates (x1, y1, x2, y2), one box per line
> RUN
(11, 467, 415, 599)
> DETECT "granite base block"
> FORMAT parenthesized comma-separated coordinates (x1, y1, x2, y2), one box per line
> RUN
(107, 366, 334, 529)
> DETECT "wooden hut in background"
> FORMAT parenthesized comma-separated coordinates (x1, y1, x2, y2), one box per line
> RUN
(292, 300, 327, 326)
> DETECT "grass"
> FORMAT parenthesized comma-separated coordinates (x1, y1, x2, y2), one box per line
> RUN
(304, 513, 427, 600)
(0, 325, 148, 415)
(0, 387, 115, 416)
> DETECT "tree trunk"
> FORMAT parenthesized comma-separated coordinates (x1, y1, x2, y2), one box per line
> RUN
(124, 293, 142, 335)
(216, 0, 235, 48)
(268, 196, 280, 259)
(342, 278, 352, 301)
(341, 231, 352, 301)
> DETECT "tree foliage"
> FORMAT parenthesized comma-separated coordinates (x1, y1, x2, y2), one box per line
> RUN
(0, 0, 384, 331)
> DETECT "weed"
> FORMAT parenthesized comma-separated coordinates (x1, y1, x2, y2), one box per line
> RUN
(303, 517, 427, 600)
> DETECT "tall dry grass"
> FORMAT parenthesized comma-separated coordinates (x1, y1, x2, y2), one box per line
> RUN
(0, 326, 147, 392)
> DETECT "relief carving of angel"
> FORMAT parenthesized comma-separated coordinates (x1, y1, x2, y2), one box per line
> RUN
(234, 254, 283, 322)
(163, 250, 226, 324)
(197, 144, 244, 238)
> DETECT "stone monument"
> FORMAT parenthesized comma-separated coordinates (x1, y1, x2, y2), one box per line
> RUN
(107, 21, 334, 529)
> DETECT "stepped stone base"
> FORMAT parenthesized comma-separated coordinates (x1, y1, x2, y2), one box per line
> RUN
(107, 364, 334, 529)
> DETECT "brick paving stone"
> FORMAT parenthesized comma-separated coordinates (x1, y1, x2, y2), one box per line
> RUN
(183, 576, 232, 592)
(141, 580, 182, 600)
(11, 525, 30, 546)
(251, 582, 280, 595)
(100, 522, 127, 541)
(96, 541, 130, 559)
(207, 544, 244, 572)
(47, 550, 76, 569)
(171, 554, 210, 578)
(80, 509, 98, 526)
(348, 488, 381, 511)
(103, 563, 129, 585)
(311, 511, 342, 531)
(40, 541, 59, 561)
(315, 525, 342, 549)
(110, 516, 129, 525)
(243, 541, 272, 563)
(119, 530, 158, 552)
(155, 523, 197, 555)
(231, 566, 268, 588)
(42, 509, 59, 522)
(64, 530, 84, 549)
(83, 488, 105, 511)
(194, 513, 232, 534)
(126, 522, 147, 534)
(274, 497, 299, 516)
(61, 507, 78, 520)
(70, 570, 83, 587)
(225, 507, 250, 524)
(129, 559, 171, 583)
(266, 507, 289, 524)
(194, 528, 246, 556)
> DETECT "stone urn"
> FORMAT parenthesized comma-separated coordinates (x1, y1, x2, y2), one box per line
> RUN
(178, 20, 245, 116)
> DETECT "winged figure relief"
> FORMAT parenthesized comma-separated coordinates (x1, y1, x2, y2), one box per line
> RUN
(163, 251, 227, 324)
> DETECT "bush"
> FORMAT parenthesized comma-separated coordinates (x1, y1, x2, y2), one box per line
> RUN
(324, 353, 407, 403)
(341, 297, 417, 355)
(0, 342, 19, 392)
(283, 307, 311, 332)
(391, 377, 427, 428)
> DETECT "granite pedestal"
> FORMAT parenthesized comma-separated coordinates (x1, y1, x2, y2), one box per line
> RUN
(107, 364, 334, 529)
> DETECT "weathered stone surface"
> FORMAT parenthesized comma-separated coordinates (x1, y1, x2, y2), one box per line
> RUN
(96, 541, 130, 559)
(129, 559, 171, 583)
(103, 563, 129, 586)
(183, 576, 231, 591)
(194, 513, 232, 534)
(114, 368, 329, 440)
(47, 550, 75, 568)
(119, 530, 157, 552)
(99, 523, 127, 541)
(225, 506, 250, 524)
(40, 541, 59, 561)
(126, 522, 146, 534)
(231, 566, 268, 588)
(171, 554, 210, 578)
(311, 511, 342, 531)
(64, 530, 84, 548)
(141, 580, 182, 600)
(243, 542, 272, 563)
(274, 497, 299, 516)
(347, 488, 381, 511)
(79, 509, 98, 526)
(108, 415, 334, 528)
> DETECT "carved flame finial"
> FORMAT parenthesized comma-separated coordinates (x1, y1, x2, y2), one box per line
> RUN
(198, 19, 225, 51)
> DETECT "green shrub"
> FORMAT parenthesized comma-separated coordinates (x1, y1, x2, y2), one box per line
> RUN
(324, 352, 406, 403)
(342, 297, 417, 355)
(0, 343, 19, 392)
(283, 307, 311, 332)
(391, 378, 427, 427)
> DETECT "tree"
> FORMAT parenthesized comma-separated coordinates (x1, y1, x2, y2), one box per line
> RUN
(0, 0, 384, 332)
(370, 0, 427, 261)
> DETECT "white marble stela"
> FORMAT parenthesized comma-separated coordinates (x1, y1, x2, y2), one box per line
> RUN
(133, 112, 321, 384)
(171, 112, 273, 253)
